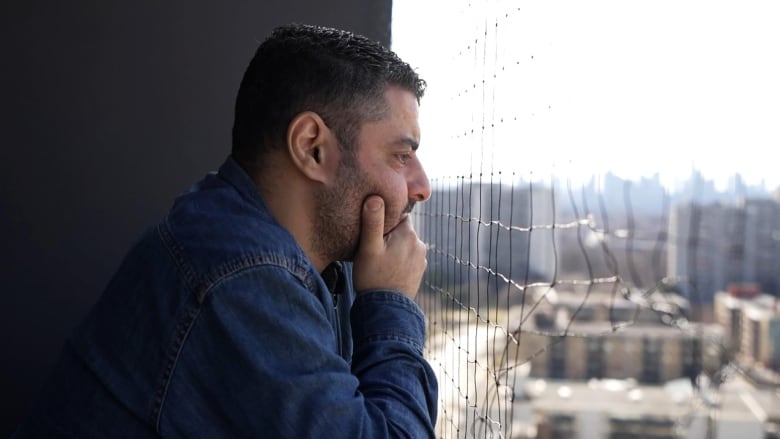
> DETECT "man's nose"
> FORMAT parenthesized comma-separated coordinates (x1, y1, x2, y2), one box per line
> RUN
(408, 159, 431, 202)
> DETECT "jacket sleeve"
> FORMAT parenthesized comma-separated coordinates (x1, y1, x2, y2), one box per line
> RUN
(157, 265, 438, 438)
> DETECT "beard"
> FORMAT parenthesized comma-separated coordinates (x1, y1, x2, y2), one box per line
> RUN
(312, 154, 415, 264)
(312, 154, 375, 263)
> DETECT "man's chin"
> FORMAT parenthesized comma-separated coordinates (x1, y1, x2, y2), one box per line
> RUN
(338, 244, 358, 262)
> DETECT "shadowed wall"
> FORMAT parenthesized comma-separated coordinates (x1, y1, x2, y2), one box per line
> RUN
(0, 1, 391, 435)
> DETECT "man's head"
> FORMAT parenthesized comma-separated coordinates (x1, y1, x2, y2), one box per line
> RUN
(233, 24, 431, 267)
(232, 23, 426, 164)
(310, 85, 430, 263)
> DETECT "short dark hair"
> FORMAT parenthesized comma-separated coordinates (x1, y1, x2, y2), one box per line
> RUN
(231, 23, 426, 166)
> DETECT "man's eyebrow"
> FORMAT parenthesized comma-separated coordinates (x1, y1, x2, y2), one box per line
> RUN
(394, 137, 420, 151)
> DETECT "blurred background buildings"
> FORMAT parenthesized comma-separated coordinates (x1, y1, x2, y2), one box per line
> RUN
(420, 173, 780, 438)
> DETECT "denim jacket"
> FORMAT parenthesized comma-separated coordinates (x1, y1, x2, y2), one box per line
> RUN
(16, 157, 438, 438)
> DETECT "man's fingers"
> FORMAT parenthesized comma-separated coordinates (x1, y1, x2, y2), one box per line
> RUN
(354, 196, 427, 298)
(360, 195, 385, 253)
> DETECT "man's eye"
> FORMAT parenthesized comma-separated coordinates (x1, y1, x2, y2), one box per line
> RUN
(397, 153, 412, 164)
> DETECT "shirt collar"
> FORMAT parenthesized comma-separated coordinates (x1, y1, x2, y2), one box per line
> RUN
(217, 155, 269, 214)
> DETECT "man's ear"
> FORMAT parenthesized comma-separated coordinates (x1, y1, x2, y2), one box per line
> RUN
(286, 111, 340, 184)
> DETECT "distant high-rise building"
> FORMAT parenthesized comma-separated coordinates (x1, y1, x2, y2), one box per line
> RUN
(742, 306, 780, 371)
(471, 181, 557, 289)
(715, 286, 780, 371)
(511, 287, 720, 384)
(421, 180, 555, 304)
(526, 322, 716, 384)
(667, 198, 780, 302)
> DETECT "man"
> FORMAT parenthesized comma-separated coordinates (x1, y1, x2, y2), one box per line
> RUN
(16, 23, 438, 437)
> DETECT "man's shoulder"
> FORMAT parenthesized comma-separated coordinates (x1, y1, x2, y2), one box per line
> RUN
(159, 170, 312, 289)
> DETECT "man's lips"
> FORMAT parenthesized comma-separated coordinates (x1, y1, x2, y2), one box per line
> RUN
(383, 201, 416, 236)
(385, 215, 407, 236)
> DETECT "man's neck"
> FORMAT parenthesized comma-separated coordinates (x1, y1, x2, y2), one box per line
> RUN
(250, 158, 329, 273)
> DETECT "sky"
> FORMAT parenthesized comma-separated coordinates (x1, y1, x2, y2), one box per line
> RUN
(391, 0, 780, 191)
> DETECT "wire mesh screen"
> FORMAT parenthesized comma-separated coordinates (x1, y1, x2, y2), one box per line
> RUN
(396, 1, 780, 438)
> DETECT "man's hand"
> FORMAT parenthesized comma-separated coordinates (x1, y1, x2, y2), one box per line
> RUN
(352, 195, 427, 299)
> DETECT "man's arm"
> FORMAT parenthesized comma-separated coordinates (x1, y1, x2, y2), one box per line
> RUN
(157, 265, 437, 437)
(350, 194, 438, 435)
(351, 289, 438, 436)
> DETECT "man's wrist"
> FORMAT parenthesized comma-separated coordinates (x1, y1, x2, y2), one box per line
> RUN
(351, 290, 426, 353)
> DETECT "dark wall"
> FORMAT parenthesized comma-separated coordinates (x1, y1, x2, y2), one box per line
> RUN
(0, 1, 391, 435)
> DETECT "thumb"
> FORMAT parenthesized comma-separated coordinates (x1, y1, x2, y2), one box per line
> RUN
(359, 195, 385, 253)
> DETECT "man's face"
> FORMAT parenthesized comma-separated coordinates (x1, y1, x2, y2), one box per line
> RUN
(313, 86, 431, 262)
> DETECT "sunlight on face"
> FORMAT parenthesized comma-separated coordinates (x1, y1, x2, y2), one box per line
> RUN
(312, 87, 428, 262)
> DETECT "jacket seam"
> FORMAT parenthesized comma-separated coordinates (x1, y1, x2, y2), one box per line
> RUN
(150, 301, 201, 432)
(355, 334, 425, 354)
(149, 233, 319, 431)
(159, 218, 317, 303)
(157, 220, 199, 295)
(197, 256, 316, 303)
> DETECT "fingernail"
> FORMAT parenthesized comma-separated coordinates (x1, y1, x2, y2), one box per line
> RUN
(365, 197, 382, 211)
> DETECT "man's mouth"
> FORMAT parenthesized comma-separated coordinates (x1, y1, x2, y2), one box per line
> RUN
(383, 201, 417, 236)
(386, 214, 410, 236)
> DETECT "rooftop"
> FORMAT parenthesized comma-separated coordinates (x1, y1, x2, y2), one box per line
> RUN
(525, 377, 770, 424)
